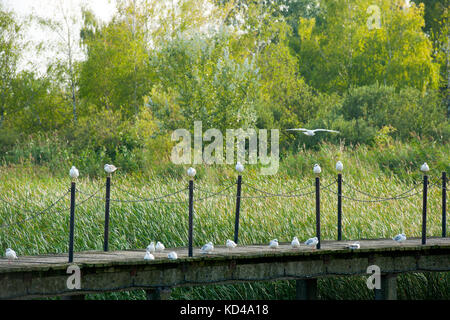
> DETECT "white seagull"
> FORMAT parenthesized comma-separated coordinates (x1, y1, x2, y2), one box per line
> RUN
(5, 248, 18, 263)
(313, 164, 322, 174)
(69, 166, 79, 180)
(286, 128, 340, 136)
(146, 242, 155, 253)
(305, 237, 319, 249)
(393, 233, 407, 243)
(187, 167, 196, 177)
(168, 251, 178, 260)
(104, 164, 118, 174)
(269, 239, 279, 249)
(201, 242, 214, 254)
(336, 161, 343, 172)
(226, 239, 237, 250)
(144, 251, 155, 260)
(420, 163, 430, 172)
(348, 242, 360, 250)
(291, 237, 301, 248)
(236, 162, 244, 173)
(155, 241, 165, 252)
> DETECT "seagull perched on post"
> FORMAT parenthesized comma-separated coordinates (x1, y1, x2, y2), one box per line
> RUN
(226, 239, 237, 250)
(104, 164, 118, 175)
(201, 242, 214, 254)
(286, 128, 340, 136)
(336, 161, 343, 172)
(393, 233, 407, 243)
(305, 237, 319, 249)
(269, 239, 279, 249)
(5, 248, 18, 264)
(236, 162, 244, 173)
(313, 164, 322, 174)
(420, 163, 430, 172)
(69, 166, 79, 180)
(291, 237, 300, 248)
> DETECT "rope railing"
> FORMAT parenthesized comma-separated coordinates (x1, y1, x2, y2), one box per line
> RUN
(1, 167, 447, 262)
(0, 189, 70, 229)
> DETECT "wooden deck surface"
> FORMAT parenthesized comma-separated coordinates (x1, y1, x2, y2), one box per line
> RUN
(2, 237, 450, 273)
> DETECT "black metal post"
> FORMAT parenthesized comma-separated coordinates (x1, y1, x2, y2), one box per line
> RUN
(68, 182, 76, 263)
(316, 176, 321, 249)
(422, 175, 428, 245)
(103, 176, 111, 252)
(188, 180, 194, 257)
(234, 175, 242, 244)
(443, 172, 447, 238)
(337, 173, 342, 241)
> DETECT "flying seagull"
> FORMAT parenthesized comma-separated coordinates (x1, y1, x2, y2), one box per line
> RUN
(286, 128, 340, 136)
(269, 239, 279, 249)
(305, 237, 319, 249)
(156, 241, 165, 252)
(291, 237, 300, 248)
(69, 166, 79, 180)
(104, 164, 118, 174)
(201, 242, 214, 254)
(226, 239, 237, 250)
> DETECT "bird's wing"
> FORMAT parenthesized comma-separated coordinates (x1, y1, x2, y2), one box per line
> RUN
(312, 129, 340, 133)
(286, 128, 308, 131)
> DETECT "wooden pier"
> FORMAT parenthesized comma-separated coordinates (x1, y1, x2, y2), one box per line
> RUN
(1, 237, 449, 300)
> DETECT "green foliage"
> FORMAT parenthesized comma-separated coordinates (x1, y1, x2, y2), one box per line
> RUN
(296, 0, 440, 92)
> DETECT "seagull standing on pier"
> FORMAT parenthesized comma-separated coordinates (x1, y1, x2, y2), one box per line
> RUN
(305, 237, 318, 249)
(147, 242, 155, 253)
(201, 242, 214, 254)
(144, 251, 155, 260)
(168, 251, 178, 260)
(5, 248, 18, 263)
(348, 242, 360, 250)
(291, 237, 300, 248)
(269, 239, 279, 249)
(226, 239, 237, 250)
(286, 128, 340, 136)
(393, 233, 407, 243)
(156, 241, 165, 252)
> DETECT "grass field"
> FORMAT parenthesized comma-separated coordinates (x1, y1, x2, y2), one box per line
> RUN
(0, 143, 449, 299)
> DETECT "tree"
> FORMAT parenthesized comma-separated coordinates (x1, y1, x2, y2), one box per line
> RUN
(296, 0, 440, 93)
(0, 5, 21, 128)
